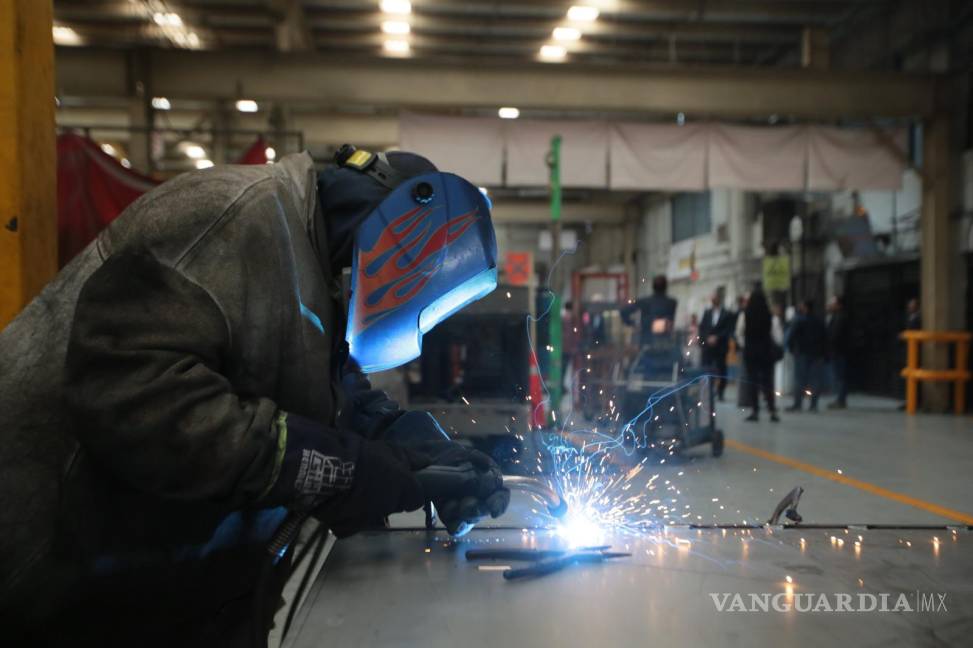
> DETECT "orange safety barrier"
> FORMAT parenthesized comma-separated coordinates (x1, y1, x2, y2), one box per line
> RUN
(899, 330, 972, 415)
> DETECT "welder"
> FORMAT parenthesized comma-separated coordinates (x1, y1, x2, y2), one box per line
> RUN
(0, 146, 509, 645)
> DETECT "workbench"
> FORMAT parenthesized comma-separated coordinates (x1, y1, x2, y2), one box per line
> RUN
(284, 521, 973, 647)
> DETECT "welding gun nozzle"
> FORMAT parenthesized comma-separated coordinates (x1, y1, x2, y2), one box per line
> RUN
(547, 498, 568, 519)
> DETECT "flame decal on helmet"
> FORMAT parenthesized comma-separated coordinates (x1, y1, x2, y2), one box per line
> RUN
(353, 204, 480, 331)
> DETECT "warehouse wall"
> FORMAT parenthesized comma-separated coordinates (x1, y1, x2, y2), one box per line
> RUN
(638, 189, 758, 327)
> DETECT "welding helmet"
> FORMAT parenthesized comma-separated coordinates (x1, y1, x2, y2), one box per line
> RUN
(337, 146, 498, 373)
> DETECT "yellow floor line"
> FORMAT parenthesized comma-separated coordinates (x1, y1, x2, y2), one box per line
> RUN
(724, 438, 973, 525)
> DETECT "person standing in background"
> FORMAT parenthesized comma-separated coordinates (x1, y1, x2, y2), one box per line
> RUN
(905, 298, 921, 331)
(786, 300, 828, 412)
(736, 287, 783, 422)
(620, 275, 678, 347)
(699, 287, 734, 401)
(827, 295, 852, 409)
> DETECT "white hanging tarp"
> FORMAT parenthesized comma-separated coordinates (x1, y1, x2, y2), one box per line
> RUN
(609, 123, 708, 191)
(504, 119, 608, 188)
(708, 124, 808, 191)
(808, 126, 907, 191)
(398, 112, 503, 186)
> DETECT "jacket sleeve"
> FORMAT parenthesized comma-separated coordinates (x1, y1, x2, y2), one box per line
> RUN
(64, 250, 361, 508)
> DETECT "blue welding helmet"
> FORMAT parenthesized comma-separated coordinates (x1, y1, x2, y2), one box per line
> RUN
(342, 151, 498, 373)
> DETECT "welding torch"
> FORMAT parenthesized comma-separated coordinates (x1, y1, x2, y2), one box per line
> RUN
(503, 475, 568, 518)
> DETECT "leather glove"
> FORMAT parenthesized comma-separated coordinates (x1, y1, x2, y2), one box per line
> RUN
(337, 366, 403, 439)
(384, 411, 511, 536)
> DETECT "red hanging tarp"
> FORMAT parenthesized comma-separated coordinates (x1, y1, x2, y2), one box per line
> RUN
(57, 133, 158, 266)
(57, 134, 273, 266)
(237, 136, 269, 165)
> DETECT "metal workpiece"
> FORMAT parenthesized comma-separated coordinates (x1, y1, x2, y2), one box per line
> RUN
(503, 475, 567, 518)
(283, 527, 973, 648)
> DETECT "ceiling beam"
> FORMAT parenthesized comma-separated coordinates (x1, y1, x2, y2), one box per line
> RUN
(56, 48, 939, 119)
(269, 0, 312, 53)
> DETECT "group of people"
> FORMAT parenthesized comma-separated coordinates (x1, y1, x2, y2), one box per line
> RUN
(695, 287, 854, 421)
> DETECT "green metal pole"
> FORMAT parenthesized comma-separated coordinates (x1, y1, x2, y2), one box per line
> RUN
(548, 135, 563, 419)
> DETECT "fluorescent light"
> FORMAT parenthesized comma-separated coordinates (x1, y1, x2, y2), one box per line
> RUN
(52, 25, 81, 46)
(151, 96, 171, 110)
(184, 145, 206, 160)
(165, 13, 182, 27)
(153, 12, 166, 26)
(196, 159, 214, 169)
(383, 39, 410, 54)
(540, 44, 567, 61)
(235, 99, 259, 113)
(265, 146, 277, 161)
(553, 27, 581, 41)
(567, 5, 599, 22)
(100, 143, 117, 157)
(380, 0, 411, 14)
(381, 20, 410, 35)
(498, 107, 520, 119)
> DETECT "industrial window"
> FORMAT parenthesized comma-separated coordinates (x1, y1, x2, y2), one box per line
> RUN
(671, 192, 712, 243)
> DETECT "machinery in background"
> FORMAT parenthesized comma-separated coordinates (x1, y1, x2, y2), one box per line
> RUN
(406, 284, 547, 474)
(620, 334, 724, 457)
(569, 271, 633, 421)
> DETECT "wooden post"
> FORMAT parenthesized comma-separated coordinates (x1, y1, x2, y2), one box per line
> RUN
(0, 0, 58, 329)
(919, 115, 952, 411)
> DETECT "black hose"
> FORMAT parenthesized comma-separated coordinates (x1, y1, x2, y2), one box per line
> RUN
(252, 509, 309, 648)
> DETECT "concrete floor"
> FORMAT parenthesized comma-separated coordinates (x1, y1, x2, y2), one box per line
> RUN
(286, 393, 973, 647)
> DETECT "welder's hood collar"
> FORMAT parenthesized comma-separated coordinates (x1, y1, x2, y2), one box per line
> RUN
(342, 163, 497, 373)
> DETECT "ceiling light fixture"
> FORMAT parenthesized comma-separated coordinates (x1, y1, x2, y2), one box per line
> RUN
(553, 27, 581, 41)
(498, 107, 520, 119)
(567, 5, 599, 22)
(540, 44, 567, 61)
(383, 39, 410, 54)
(380, 0, 411, 14)
(235, 99, 259, 113)
(381, 20, 410, 35)
(151, 96, 171, 110)
(265, 147, 277, 161)
(52, 25, 82, 46)
(184, 144, 206, 160)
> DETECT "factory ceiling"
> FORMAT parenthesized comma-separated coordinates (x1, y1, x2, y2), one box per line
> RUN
(52, 0, 899, 69)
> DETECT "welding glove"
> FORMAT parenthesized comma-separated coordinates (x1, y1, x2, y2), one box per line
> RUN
(337, 364, 403, 439)
(383, 411, 510, 535)
(266, 412, 428, 538)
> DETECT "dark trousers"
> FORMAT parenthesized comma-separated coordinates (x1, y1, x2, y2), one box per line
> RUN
(793, 354, 823, 408)
(702, 350, 728, 399)
(832, 355, 849, 404)
(746, 358, 776, 414)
